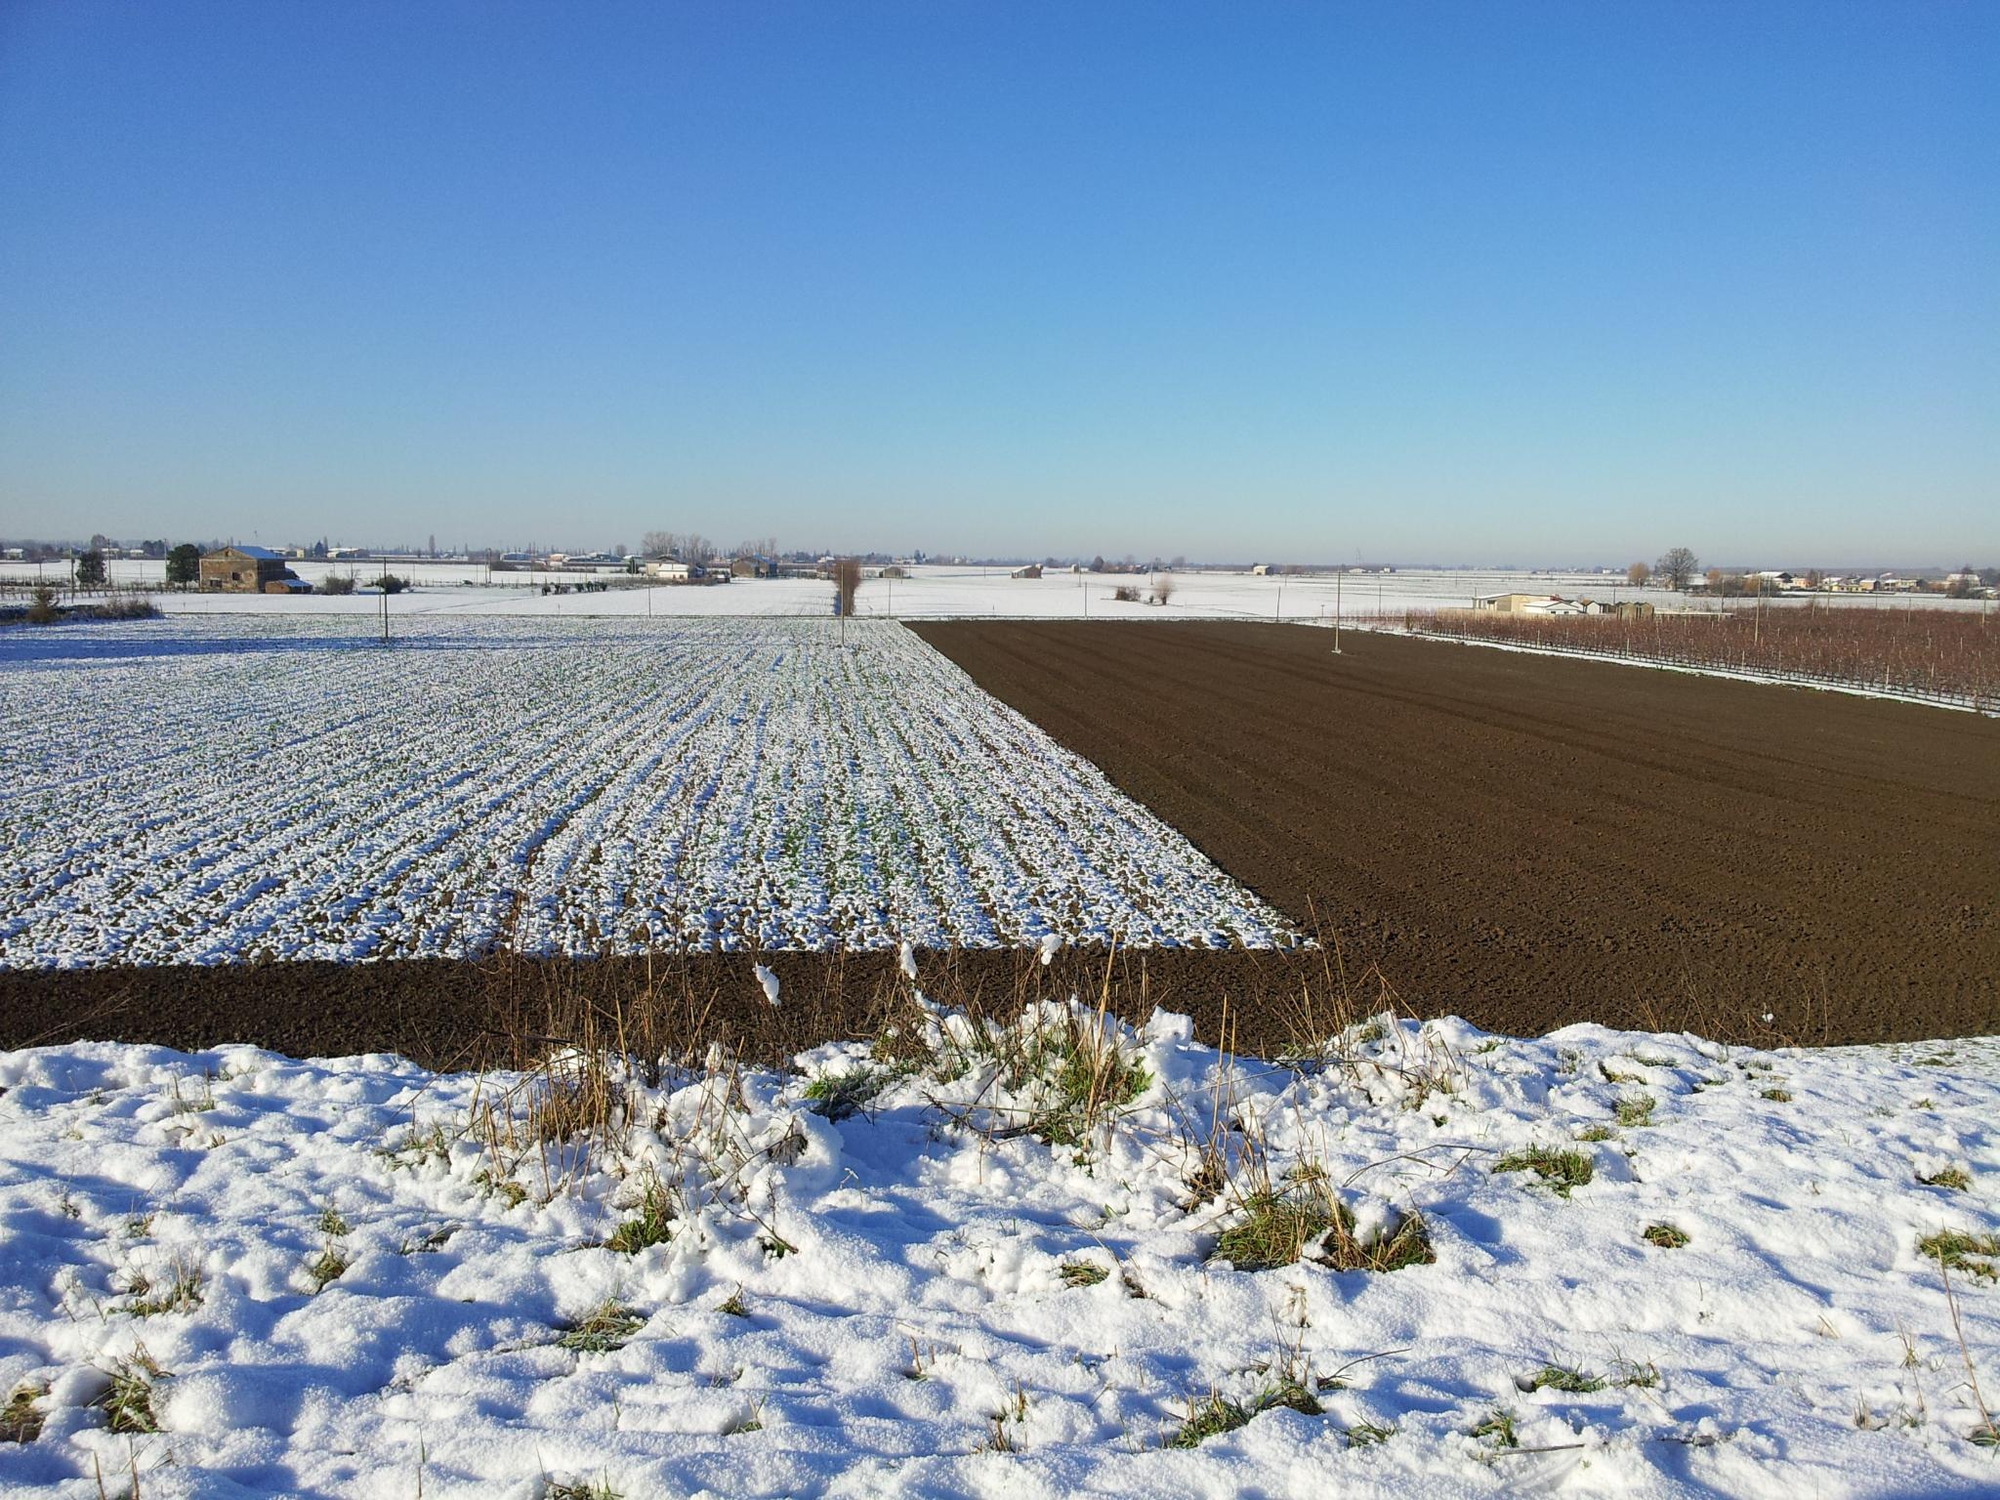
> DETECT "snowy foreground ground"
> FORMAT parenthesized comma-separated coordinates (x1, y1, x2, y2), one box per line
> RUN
(2, 1004, 1996, 1498)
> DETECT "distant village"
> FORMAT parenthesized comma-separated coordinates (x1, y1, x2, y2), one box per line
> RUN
(3, 534, 1996, 603)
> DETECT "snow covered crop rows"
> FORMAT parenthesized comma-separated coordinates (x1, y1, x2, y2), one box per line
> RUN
(0, 1008, 1996, 1497)
(0, 617, 1297, 966)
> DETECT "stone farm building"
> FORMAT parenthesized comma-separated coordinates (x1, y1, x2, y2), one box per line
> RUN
(199, 546, 308, 593)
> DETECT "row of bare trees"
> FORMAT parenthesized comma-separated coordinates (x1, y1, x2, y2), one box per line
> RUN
(1400, 601, 1999, 707)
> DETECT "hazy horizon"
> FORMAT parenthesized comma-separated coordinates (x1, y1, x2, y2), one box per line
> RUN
(2, 2, 1994, 565)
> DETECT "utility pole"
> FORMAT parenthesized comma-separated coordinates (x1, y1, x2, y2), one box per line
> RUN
(379, 581, 390, 645)
(1333, 569, 1342, 654)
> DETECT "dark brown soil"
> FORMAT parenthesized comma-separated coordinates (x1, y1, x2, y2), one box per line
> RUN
(913, 621, 2000, 1043)
(1, 947, 1409, 1071)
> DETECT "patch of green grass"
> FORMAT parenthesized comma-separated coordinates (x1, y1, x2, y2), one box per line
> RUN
(558, 1301, 645, 1353)
(1575, 1124, 1616, 1142)
(1642, 1223, 1690, 1249)
(1211, 1188, 1433, 1274)
(1760, 1087, 1793, 1103)
(803, 1067, 885, 1122)
(1526, 1362, 1605, 1394)
(97, 1352, 164, 1434)
(1058, 1260, 1108, 1288)
(718, 1290, 749, 1318)
(1027, 1040, 1153, 1148)
(1918, 1166, 1972, 1191)
(308, 1243, 349, 1293)
(1614, 1094, 1656, 1128)
(318, 1205, 350, 1238)
(1599, 1062, 1643, 1085)
(1917, 1229, 2000, 1280)
(1469, 1408, 1517, 1447)
(604, 1180, 674, 1254)
(1167, 1392, 1251, 1449)
(1970, 1419, 1999, 1448)
(1346, 1420, 1395, 1447)
(1492, 1147, 1595, 1198)
(2, 1383, 45, 1443)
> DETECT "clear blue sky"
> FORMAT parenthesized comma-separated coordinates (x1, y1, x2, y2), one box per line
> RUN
(1, 2, 1993, 565)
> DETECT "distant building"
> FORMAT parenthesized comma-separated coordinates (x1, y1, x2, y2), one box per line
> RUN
(645, 560, 693, 582)
(1251, 563, 1278, 576)
(1011, 564, 1043, 579)
(200, 545, 300, 593)
(1473, 592, 1561, 613)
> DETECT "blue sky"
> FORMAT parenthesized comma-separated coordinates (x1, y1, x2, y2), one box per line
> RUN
(1, 2, 1992, 565)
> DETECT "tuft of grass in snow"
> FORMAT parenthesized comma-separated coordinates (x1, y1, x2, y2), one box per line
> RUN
(1575, 1124, 1616, 1142)
(1612, 1359, 1661, 1389)
(1599, 1061, 1643, 1085)
(318, 1204, 350, 1238)
(1918, 1229, 2000, 1281)
(1058, 1259, 1108, 1288)
(1525, 1362, 1605, 1394)
(1021, 1030, 1152, 1149)
(1168, 1392, 1252, 1449)
(1346, 1420, 1395, 1447)
(308, 1243, 350, 1293)
(2, 1382, 46, 1443)
(1469, 1408, 1517, 1447)
(1615, 1094, 1657, 1128)
(547, 1477, 623, 1500)
(1643, 1223, 1690, 1249)
(1917, 1166, 1972, 1191)
(96, 1349, 165, 1434)
(127, 1257, 204, 1317)
(718, 1289, 749, 1318)
(604, 1179, 674, 1254)
(1254, 1377, 1322, 1417)
(1493, 1146, 1594, 1198)
(1761, 1087, 1794, 1103)
(558, 1302, 645, 1354)
(1210, 1182, 1432, 1275)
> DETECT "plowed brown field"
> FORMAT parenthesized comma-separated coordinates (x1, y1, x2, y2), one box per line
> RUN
(913, 621, 2000, 1041)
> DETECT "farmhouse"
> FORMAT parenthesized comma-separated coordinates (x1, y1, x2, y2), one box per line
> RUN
(1251, 563, 1279, 576)
(1011, 564, 1043, 579)
(1473, 592, 1561, 613)
(199, 545, 303, 593)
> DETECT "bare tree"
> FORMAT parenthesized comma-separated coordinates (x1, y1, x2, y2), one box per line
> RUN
(833, 557, 862, 616)
(640, 530, 677, 559)
(1626, 561, 1650, 587)
(1655, 547, 1700, 591)
(681, 534, 714, 566)
(1152, 572, 1175, 606)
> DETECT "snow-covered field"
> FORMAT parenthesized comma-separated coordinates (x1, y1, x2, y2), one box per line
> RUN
(0, 617, 1295, 966)
(1, 1004, 1995, 1497)
(14, 562, 1984, 623)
